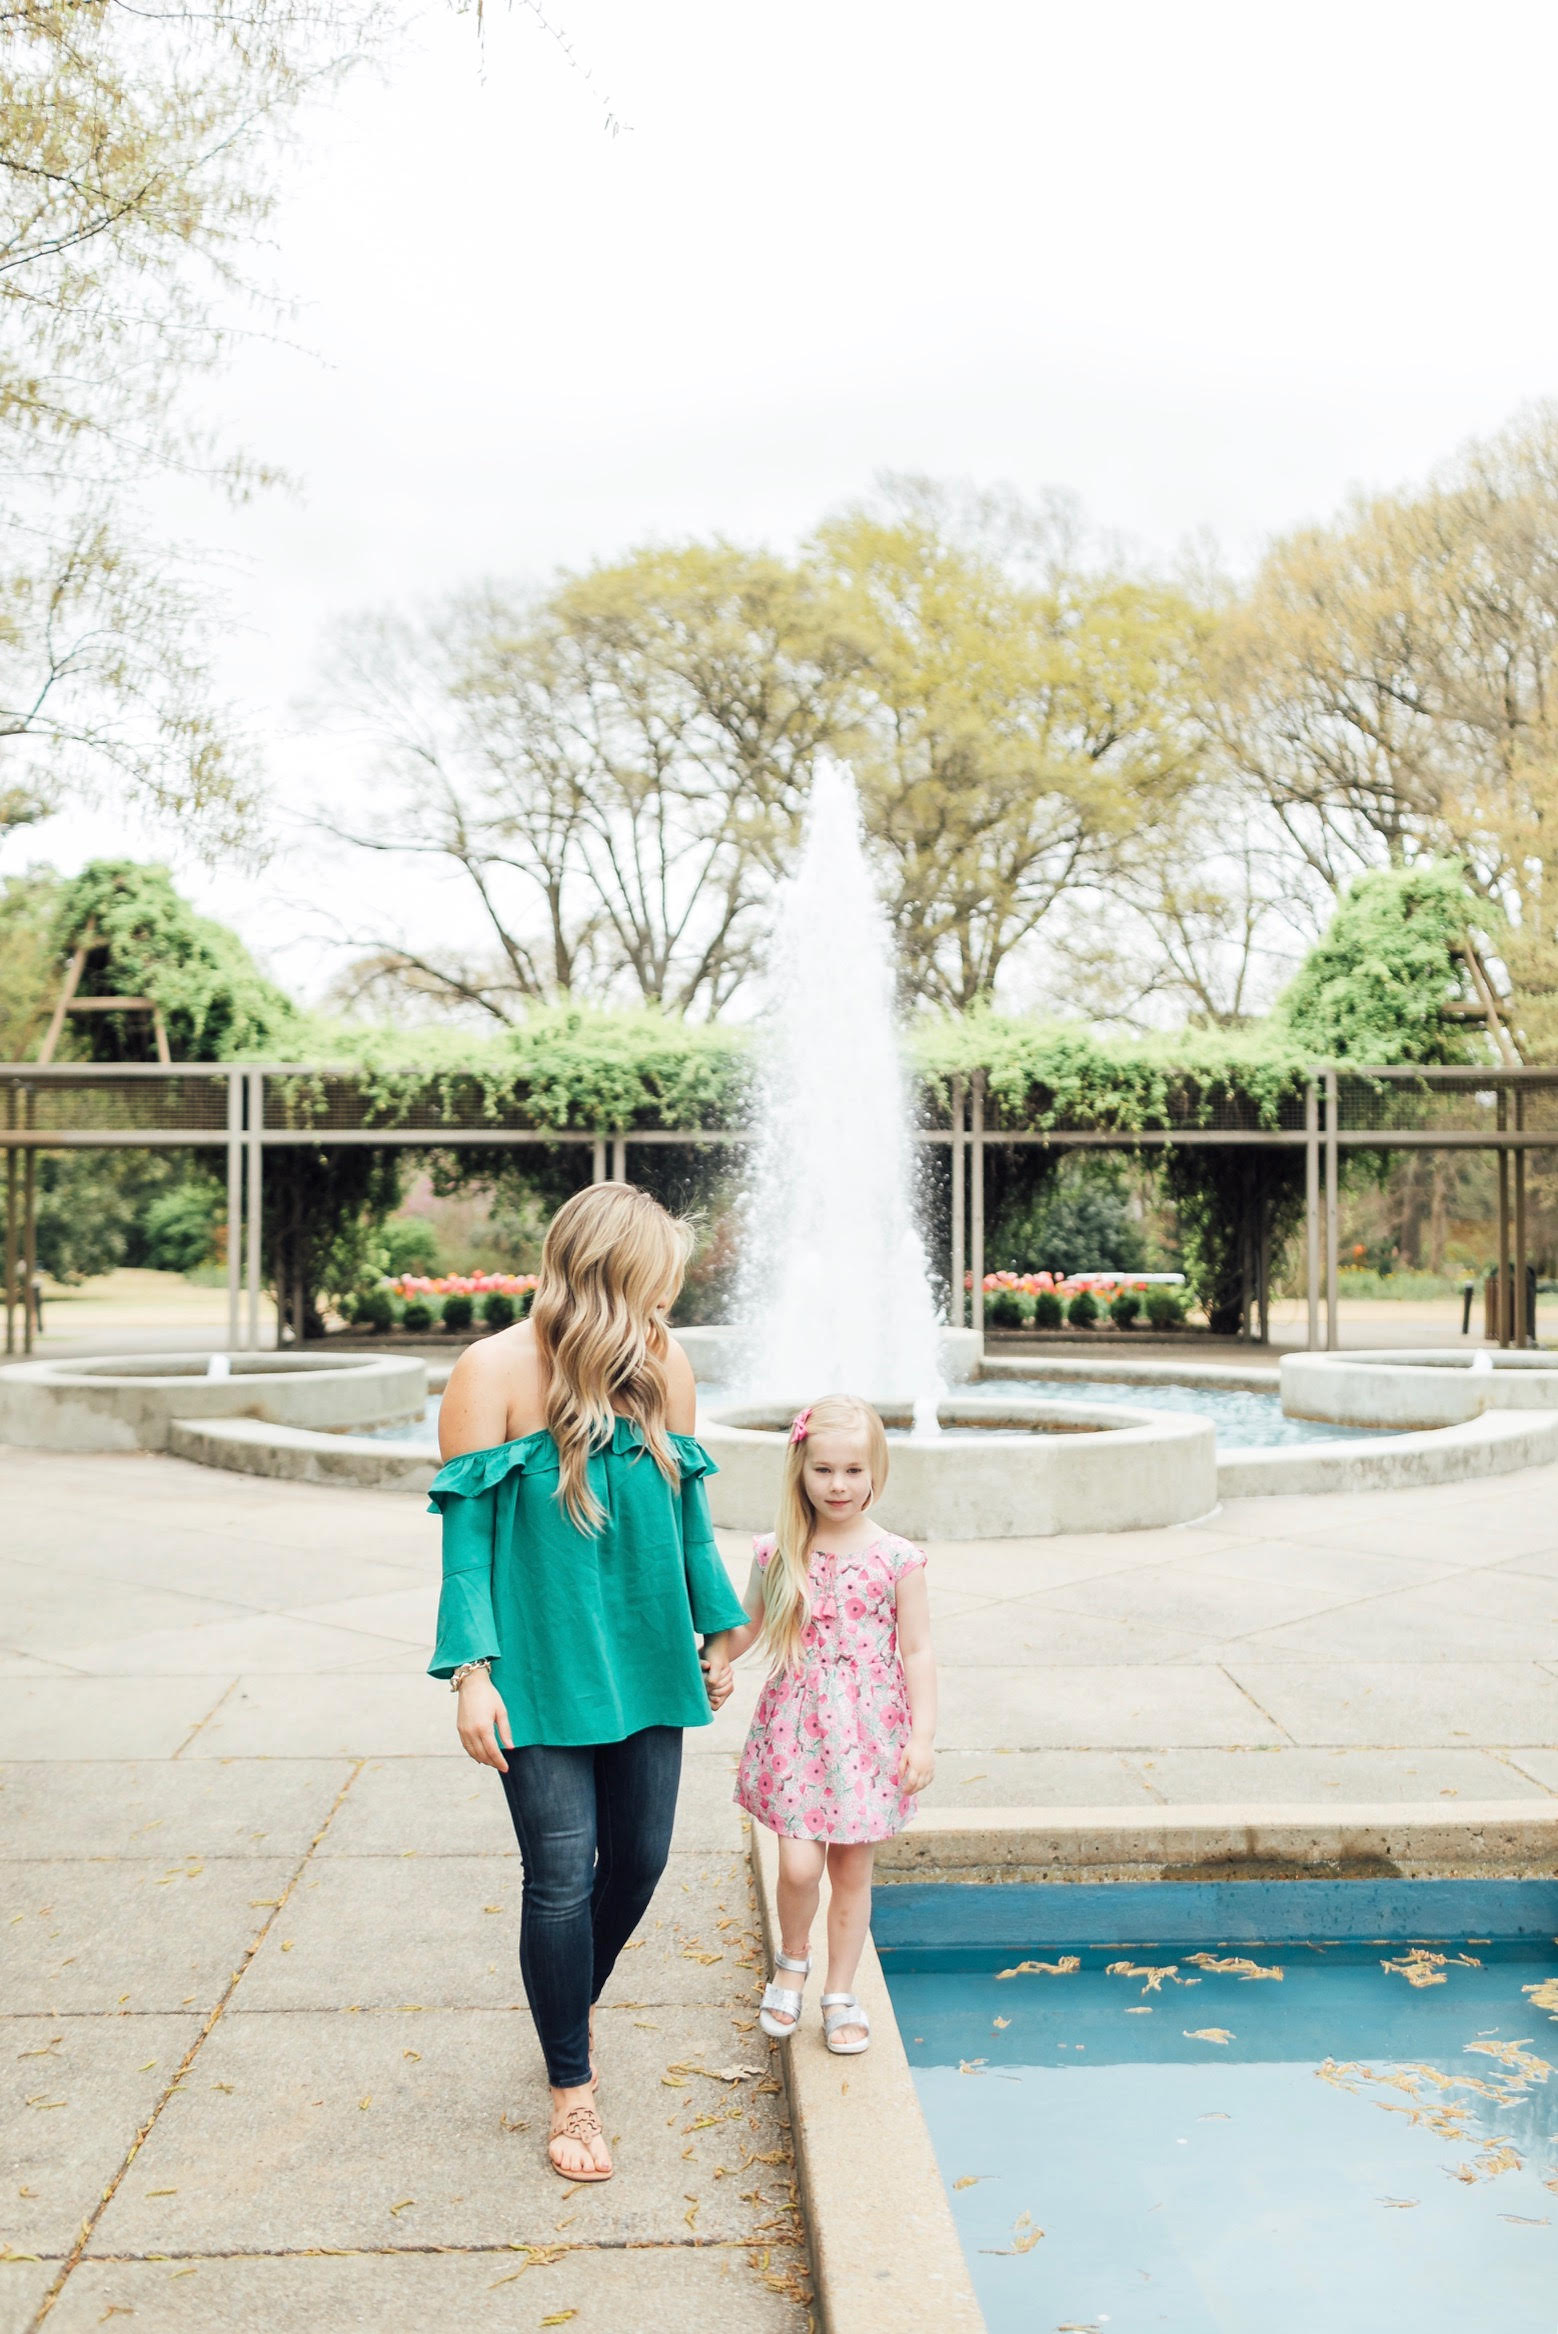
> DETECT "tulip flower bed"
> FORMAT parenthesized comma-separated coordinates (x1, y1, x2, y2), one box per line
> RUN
(979, 1270, 1191, 1332)
(387, 1273, 539, 1301)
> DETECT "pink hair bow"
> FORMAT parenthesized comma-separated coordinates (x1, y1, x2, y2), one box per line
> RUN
(788, 1407, 812, 1446)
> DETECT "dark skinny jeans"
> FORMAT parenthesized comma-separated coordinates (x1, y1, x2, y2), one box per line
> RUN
(496, 1725, 682, 2089)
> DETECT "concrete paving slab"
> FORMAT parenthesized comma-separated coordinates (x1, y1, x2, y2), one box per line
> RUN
(0, 1557, 246, 1659)
(1503, 1747, 1558, 1790)
(180, 1674, 455, 1758)
(315, 1752, 744, 1860)
(1, 1524, 425, 1610)
(238, 1851, 755, 2013)
(1215, 1585, 1558, 1664)
(44, 2243, 810, 2333)
(1034, 1561, 1368, 1640)
(312, 1756, 515, 1858)
(1498, 1545, 1558, 1584)
(0, 1857, 295, 2013)
(288, 1582, 440, 1644)
(0, 2011, 200, 2252)
(1182, 1538, 1456, 1595)
(0, 1759, 352, 1859)
(921, 1538, 1184, 1602)
(0, 1648, 79, 1677)
(49, 1611, 416, 1676)
(1317, 1511, 1558, 1568)
(918, 1749, 1156, 1806)
(87, 2005, 792, 2255)
(935, 1664, 1284, 1749)
(0, 1678, 230, 1761)
(1120, 1746, 1555, 1802)
(927, 1601, 1210, 1666)
(1218, 1659, 1558, 1747)
(0, 2263, 54, 2334)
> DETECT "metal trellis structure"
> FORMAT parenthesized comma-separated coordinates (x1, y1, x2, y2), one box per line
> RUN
(5, 1061, 1558, 1357)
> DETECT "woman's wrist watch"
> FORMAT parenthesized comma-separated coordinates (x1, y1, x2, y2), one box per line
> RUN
(450, 1658, 492, 1693)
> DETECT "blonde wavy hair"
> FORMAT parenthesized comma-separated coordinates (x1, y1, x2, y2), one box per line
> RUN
(531, 1183, 694, 1531)
(757, 1393, 890, 1671)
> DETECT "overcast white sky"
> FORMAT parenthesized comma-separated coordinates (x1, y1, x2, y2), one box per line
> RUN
(14, 0, 1558, 998)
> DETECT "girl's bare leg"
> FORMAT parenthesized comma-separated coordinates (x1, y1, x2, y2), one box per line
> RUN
(772, 1837, 827, 2027)
(822, 1842, 876, 2046)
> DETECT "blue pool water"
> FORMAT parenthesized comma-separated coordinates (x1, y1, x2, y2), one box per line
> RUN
(880, 1881, 1558, 2334)
(998, 1377, 1397, 1447)
(369, 1384, 1396, 1451)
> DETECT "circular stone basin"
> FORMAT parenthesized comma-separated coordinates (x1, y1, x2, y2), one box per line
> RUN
(698, 1394, 1216, 1539)
(0, 1350, 428, 1452)
(1281, 1347, 1558, 1431)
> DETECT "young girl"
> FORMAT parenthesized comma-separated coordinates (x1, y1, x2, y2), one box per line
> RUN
(702, 1392, 936, 2055)
(429, 1183, 748, 2183)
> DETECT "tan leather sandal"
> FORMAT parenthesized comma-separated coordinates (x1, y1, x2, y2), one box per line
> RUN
(547, 2100, 613, 2182)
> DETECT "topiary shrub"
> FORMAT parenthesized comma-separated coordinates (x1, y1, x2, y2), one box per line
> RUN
(515, 1287, 535, 1319)
(1032, 1290, 1063, 1329)
(441, 1293, 474, 1332)
(357, 1287, 395, 1333)
(986, 1291, 1025, 1330)
(401, 1300, 433, 1332)
(1066, 1290, 1099, 1328)
(482, 1292, 516, 1331)
(1144, 1288, 1186, 1331)
(1109, 1290, 1141, 1329)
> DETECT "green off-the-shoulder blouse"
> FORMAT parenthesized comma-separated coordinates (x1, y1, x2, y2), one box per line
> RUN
(426, 1416, 748, 1749)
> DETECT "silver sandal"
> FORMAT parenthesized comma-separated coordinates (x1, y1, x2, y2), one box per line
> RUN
(759, 1950, 811, 2039)
(822, 1992, 871, 2055)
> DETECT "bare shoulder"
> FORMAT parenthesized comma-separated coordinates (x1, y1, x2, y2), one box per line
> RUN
(662, 1334, 698, 1436)
(438, 1322, 543, 1458)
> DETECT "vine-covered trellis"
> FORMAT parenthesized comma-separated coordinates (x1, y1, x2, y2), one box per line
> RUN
(6, 1054, 1555, 1357)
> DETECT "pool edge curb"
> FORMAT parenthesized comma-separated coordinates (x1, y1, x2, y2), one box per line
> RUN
(748, 1822, 985, 2334)
(878, 1801, 1558, 1883)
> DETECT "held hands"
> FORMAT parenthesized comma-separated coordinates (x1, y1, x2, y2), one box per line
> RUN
(701, 1654, 735, 1711)
(456, 1671, 514, 1771)
(898, 1732, 935, 1794)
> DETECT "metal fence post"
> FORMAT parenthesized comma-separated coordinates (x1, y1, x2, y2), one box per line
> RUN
(970, 1070, 985, 1337)
(226, 1068, 242, 1353)
(949, 1076, 966, 1328)
(1304, 1077, 1320, 1351)
(245, 1068, 264, 1351)
(1324, 1066, 1339, 1351)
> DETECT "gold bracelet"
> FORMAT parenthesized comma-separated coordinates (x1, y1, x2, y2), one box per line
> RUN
(449, 1658, 491, 1694)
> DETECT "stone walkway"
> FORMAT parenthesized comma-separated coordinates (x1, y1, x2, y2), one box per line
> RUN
(4, 1441, 1558, 2330)
(0, 1449, 809, 2334)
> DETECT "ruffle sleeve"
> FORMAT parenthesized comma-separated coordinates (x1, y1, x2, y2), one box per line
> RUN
(425, 1438, 539, 1680)
(673, 1434, 748, 1636)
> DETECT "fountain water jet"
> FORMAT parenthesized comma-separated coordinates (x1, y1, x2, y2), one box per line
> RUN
(736, 762, 943, 1423)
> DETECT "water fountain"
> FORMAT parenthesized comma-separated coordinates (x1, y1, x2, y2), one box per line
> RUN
(735, 760, 945, 1419)
(693, 763, 1218, 1535)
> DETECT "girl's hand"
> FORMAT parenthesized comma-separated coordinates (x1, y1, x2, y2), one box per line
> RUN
(456, 1672, 513, 1771)
(701, 1655, 734, 1711)
(899, 1734, 935, 1794)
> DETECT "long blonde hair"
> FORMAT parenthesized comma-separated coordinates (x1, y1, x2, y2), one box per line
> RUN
(531, 1183, 694, 1531)
(758, 1393, 890, 1671)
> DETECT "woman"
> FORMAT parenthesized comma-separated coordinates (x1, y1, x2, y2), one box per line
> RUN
(428, 1182, 747, 2182)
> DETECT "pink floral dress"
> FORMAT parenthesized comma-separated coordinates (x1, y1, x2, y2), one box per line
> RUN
(735, 1531, 927, 1843)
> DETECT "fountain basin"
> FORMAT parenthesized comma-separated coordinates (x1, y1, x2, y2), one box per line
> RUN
(674, 1324, 984, 1388)
(698, 1394, 1217, 1538)
(0, 1350, 427, 1452)
(1282, 1347, 1558, 1430)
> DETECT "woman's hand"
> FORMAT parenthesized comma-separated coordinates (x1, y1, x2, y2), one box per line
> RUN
(456, 1671, 513, 1771)
(898, 1732, 935, 1794)
(701, 1655, 734, 1711)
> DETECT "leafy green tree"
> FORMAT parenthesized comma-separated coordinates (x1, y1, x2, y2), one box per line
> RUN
(1275, 862, 1484, 1063)
(2, 0, 388, 842)
(810, 481, 1210, 1009)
